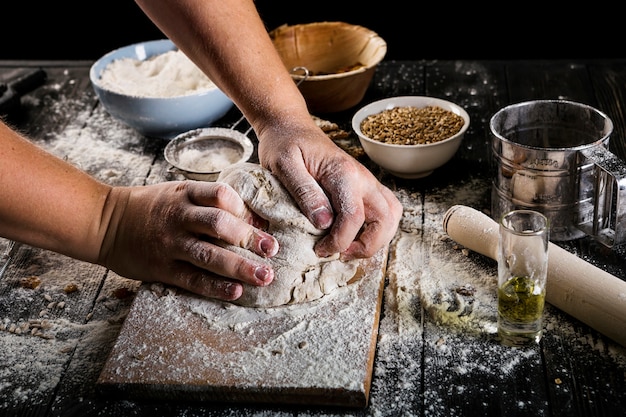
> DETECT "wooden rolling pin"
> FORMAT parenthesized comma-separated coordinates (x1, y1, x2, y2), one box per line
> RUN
(442, 204, 626, 347)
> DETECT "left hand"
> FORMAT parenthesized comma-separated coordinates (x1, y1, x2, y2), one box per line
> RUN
(97, 180, 279, 300)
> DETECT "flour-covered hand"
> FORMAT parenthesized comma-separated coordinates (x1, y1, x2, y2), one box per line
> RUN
(133, 0, 401, 260)
(256, 119, 403, 260)
(97, 181, 279, 300)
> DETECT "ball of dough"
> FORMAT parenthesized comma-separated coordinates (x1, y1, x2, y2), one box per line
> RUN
(216, 163, 359, 307)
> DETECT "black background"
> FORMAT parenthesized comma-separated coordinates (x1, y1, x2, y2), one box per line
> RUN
(1, 1, 622, 61)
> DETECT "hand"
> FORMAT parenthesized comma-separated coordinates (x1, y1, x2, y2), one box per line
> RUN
(97, 181, 279, 301)
(256, 119, 403, 260)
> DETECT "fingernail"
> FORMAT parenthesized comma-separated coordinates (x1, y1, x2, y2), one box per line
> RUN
(315, 245, 332, 258)
(223, 283, 243, 299)
(254, 265, 273, 283)
(311, 206, 333, 229)
(339, 250, 354, 261)
(259, 237, 278, 257)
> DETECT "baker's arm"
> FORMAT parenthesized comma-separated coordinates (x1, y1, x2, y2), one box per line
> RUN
(135, 0, 403, 259)
(0, 121, 110, 259)
(0, 120, 278, 300)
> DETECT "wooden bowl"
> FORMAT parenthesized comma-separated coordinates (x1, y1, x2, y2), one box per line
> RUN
(270, 22, 387, 113)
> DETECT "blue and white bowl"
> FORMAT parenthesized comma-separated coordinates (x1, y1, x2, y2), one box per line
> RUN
(90, 39, 234, 139)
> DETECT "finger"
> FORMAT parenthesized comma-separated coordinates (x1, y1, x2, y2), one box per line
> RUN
(185, 181, 264, 226)
(182, 238, 275, 287)
(311, 167, 365, 256)
(181, 181, 277, 257)
(315, 182, 402, 259)
(342, 219, 387, 260)
(166, 262, 244, 301)
(273, 159, 334, 230)
(342, 187, 403, 259)
(185, 205, 279, 258)
(314, 200, 365, 257)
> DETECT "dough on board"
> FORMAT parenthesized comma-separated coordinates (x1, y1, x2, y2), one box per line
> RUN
(216, 163, 360, 308)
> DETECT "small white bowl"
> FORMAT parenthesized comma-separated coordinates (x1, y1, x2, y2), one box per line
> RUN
(164, 128, 254, 181)
(352, 96, 470, 178)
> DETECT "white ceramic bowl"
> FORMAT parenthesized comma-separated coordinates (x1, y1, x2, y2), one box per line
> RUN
(90, 39, 234, 139)
(352, 96, 470, 178)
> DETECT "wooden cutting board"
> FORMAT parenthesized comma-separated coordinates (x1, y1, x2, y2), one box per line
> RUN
(96, 248, 387, 408)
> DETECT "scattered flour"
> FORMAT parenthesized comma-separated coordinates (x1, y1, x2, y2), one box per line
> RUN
(98, 249, 386, 405)
(97, 49, 217, 98)
(2, 69, 626, 416)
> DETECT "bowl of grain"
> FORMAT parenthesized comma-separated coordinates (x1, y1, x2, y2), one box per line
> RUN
(164, 127, 254, 181)
(269, 21, 386, 114)
(90, 39, 234, 139)
(352, 96, 470, 178)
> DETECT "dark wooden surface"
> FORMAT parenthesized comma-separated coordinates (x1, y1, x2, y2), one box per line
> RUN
(1, 59, 626, 417)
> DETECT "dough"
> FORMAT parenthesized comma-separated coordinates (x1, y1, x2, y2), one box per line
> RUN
(216, 163, 359, 308)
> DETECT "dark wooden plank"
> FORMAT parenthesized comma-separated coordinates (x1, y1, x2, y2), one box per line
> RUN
(588, 61, 626, 162)
(47, 273, 141, 416)
(504, 60, 596, 105)
(533, 61, 626, 415)
(420, 184, 550, 416)
(418, 60, 549, 416)
(0, 64, 112, 417)
(447, 60, 626, 417)
(425, 60, 509, 178)
(542, 305, 626, 417)
(583, 60, 626, 281)
(0, 62, 169, 417)
(1, 66, 95, 140)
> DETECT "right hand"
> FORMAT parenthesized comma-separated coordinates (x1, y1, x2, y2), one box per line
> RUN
(256, 119, 403, 260)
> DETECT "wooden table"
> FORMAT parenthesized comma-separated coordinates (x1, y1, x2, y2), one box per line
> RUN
(1, 58, 626, 417)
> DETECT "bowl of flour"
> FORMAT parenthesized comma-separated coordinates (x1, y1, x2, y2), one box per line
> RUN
(90, 39, 234, 139)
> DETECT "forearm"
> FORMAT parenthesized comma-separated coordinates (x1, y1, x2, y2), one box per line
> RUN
(134, 0, 403, 261)
(0, 121, 113, 263)
(134, 0, 313, 134)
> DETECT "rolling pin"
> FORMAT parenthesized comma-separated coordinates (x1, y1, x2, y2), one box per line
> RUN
(442, 204, 626, 347)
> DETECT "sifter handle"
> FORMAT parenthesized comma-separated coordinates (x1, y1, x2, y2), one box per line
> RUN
(580, 146, 626, 248)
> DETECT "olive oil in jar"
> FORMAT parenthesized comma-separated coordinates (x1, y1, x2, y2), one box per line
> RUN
(498, 275, 545, 323)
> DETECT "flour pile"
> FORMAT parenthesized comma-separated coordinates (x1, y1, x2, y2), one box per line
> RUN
(97, 49, 217, 98)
